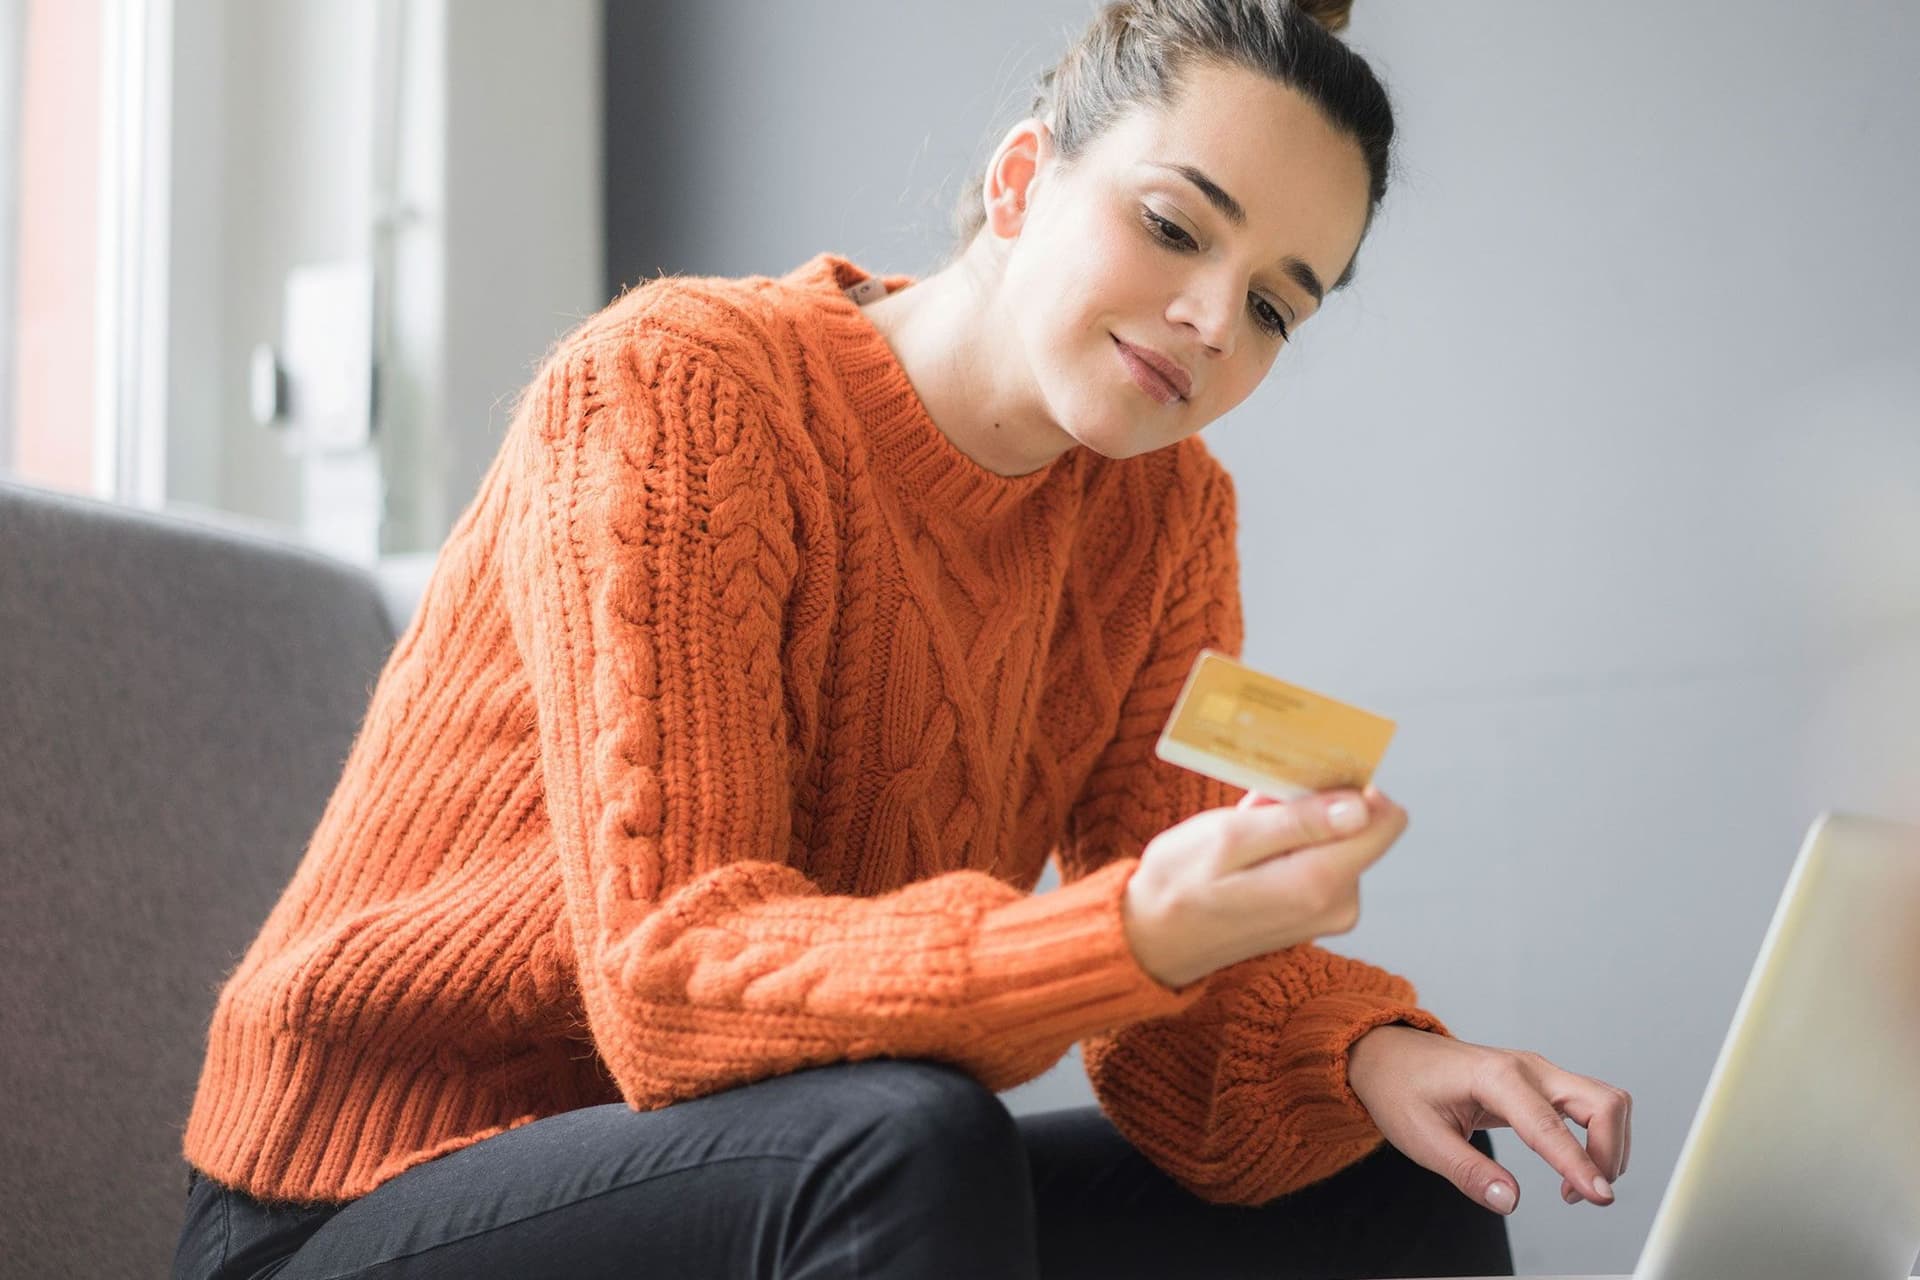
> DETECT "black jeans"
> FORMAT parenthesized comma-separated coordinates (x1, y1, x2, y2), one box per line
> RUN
(172, 1058, 1513, 1279)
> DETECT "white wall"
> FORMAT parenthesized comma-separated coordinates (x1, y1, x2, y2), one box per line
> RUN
(165, 0, 375, 529)
(601, 2, 1920, 1273)
(163, 0, 601, 556)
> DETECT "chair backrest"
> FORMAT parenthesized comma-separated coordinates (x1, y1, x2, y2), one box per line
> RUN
(0, 478, 399, 1276)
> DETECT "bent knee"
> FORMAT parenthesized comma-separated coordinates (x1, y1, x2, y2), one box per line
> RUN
(829, 1059, 1023, 1174)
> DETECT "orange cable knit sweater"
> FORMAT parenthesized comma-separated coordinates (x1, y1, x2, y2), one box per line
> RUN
(180, 250, 1451, 1207)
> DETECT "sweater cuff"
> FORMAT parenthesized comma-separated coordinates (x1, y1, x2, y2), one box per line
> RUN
(1269, 991, 1454, 1145)
(965, 857, 1209, 1049)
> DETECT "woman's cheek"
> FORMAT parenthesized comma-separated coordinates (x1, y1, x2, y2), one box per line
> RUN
(1094, 209, 1153, 278)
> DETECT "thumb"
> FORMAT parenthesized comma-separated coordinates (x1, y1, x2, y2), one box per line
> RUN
(1421, 1128, 1520, 1217)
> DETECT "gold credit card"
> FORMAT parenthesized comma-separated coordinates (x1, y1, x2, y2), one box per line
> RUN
(1154, 649, 1395, 798)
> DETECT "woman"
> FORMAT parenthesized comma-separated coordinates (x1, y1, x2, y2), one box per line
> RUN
(173, 1, 1630, 1275)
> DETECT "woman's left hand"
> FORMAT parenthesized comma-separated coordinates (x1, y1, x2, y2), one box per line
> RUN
(1345, 1023, 1632, 1216)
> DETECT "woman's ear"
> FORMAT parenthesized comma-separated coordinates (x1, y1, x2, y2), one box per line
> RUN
(983, 116, 1054, 238)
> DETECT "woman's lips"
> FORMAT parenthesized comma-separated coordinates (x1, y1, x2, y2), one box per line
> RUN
(1112, 335, 1188, 405)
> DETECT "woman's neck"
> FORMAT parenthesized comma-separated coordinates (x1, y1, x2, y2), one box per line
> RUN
(858, 250, 1078, 479)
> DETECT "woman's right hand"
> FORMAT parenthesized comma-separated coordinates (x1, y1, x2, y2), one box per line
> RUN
(1122, 784, 1408, 989)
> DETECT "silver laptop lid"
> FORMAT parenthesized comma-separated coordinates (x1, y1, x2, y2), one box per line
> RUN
(1634, 810, 1920, 1280)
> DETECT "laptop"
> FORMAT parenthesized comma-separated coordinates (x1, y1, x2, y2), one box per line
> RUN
(1434, 811, 1920, 1280)
(1629, 809, 1920, 1278)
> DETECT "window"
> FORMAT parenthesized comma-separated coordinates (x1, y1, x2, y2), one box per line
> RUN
(2, 0, 168, 505)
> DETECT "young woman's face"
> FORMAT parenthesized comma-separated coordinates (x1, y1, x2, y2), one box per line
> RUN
(998, 60, 1373, 459)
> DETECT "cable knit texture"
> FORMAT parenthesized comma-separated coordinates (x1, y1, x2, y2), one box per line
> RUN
(179, 250, 1450, 1208)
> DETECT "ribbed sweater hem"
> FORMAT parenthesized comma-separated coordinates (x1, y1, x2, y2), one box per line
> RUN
(180, 1014, 567, 1205)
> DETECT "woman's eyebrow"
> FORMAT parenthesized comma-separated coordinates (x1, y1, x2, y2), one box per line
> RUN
(1147, 159, 1327, 305)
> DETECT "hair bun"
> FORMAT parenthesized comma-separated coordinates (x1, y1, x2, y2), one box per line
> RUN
(1294, 0, 1353, 33)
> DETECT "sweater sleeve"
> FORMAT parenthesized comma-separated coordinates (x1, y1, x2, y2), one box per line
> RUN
(498, 336, 1209, 1110)
(1056, 458, 1454, 1207)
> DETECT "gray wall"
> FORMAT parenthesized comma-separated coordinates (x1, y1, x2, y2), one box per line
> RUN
(604, 2, 1920, 1273)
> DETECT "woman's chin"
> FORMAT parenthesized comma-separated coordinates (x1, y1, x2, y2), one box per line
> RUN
(1069, 414, 1175, 461)
(1051, 399, 1148, 459)
(1057, 423, 1127, 460)
(1045, 378, 1183, 460)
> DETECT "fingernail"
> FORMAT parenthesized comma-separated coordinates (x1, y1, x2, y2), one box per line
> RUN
(1591, 1174, 1612, 1200)
(1484, 1182, 1514, 1214)
(1563, 1185, 1579, 1204)
(1329, 799, 1366, 832)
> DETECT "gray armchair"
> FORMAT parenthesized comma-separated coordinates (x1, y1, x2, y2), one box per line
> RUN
(0, 477, 402, 1277)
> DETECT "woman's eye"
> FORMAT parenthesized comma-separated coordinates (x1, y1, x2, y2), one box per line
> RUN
(1140, 206, 1290, 342)
(1140, 207, 1195, 250)
(1250, 297, 1290, 340)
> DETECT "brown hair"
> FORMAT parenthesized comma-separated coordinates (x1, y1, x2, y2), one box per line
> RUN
(948, 0, 1391, 290)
